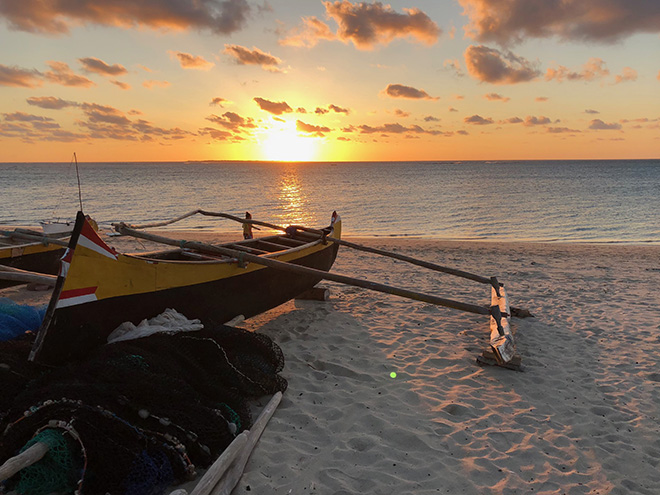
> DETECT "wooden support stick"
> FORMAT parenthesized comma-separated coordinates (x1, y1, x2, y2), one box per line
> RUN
(211, 392, 283, 495)
(188, 432, 249, 495)
(0, 268, 57, 286)
(113, 224, 490, 316)
(0, 230, 69, 247)
(0, 442, 49, 482)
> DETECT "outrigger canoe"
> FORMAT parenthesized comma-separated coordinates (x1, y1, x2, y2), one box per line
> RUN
(0, 229, 69, 289)
(30, 211, 341, 365)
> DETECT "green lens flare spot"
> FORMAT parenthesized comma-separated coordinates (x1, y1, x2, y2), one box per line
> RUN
(390, 372, 397, 378)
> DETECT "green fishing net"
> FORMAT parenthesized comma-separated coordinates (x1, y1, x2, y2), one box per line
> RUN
(14, 428, 82, 495)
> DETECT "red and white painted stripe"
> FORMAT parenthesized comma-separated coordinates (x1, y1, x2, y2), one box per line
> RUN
(56, 286, 98, 309)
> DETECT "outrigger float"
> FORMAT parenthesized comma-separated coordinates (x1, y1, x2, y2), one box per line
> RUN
(29, 209, 522, 370)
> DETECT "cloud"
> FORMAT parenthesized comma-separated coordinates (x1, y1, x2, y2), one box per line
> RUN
(328, 104, 349, 114)
(0, 64, 43, 87)
(465, 45, 540, 84)
(464, 114, 494, 125)
(143, 80, 170, 89)
(0, 0, 252, 36)
(80, 102, 131, 125)
(443, 59, 464, 77)
(502, 117, 523, 124)
(357, 122, 442, 135)
(584, 109, 600, 114)
(458, 0, 660, 44)
(280, 1, 440, 50)
(547, 127, 580, 134)
(3, 111, 55, 123)
(26, 96, 78, 109)
(613, 67, 637, 84)
(523, 115, 551, 126)
(535, 96, 549, 102)
(44, 61, 94, 87)
(315, 107, 329, 115)
(206, 111, 256, 132)
(394, 109, 410, 118)
(224, 45, 283, 72)
(484, 93, 510, 102)
(79, 57, 127, 76)
(279, 16, 336, 48)
(253, 97, 293, 115)
(170, 51, 215, 70)
(210, 97, 230, 107)
(111, 80, 131, 90)
(382, 83, 439, 100)
(296, 120, 331, 136)
(545, 58, 609, 82)
(589, 119, 622, 130)
(424, 115, 440, 122)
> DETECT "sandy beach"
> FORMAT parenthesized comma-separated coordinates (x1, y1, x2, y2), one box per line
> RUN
(3, 234, 660, 494)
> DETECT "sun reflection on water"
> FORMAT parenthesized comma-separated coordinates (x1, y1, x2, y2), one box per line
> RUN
(276, 166, 314, 227)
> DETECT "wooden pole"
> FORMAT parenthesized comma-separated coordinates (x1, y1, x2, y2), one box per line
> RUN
(0, 230, 69, 247)
(211, 392, 283, 495)
(113, 224, 490, 316)
(0, 267, 57, 286)
(188, 433, 249, 495)
(0, 442, 49, 482)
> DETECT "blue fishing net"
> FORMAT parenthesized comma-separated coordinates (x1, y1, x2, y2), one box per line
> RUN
(0, 298, 46, 341)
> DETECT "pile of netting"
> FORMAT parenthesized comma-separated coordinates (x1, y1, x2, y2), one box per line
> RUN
(0, 325, 287, 495)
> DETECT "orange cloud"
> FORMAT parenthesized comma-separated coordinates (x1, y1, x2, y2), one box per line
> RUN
(484, 93, 510, 102)
(44, 61, 94, 87)
(206, 112, 256, 134)
(465, 45, 540, 84)
(0, 64, 43, 87)
(279, 16, 336, 48)
(545, 58, 609, 82)
(382, 84, 439, 100)
(143, 80, 170, 89)
(253, 97, 293, 115)
(589, 119, 622, 130)
(296, 120, 331, 136)
(110, 80, 131, 90)
(281, 1, 440, 50)
(0, 0, 252, 36)
(224, 45, 283, 72)
(358, 122, 443, 135)
(613, 67, 637, 84)
(464, 115, 494, 125)
(170, 52, 214, 70)
(26, 96, 78, 109)
(459, 0, 660, 44)
(79, 57, 128, 76)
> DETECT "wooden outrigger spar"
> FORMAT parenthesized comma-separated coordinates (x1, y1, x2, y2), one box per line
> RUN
(0, 228, 69, 289)
(115, 210, 518, 366)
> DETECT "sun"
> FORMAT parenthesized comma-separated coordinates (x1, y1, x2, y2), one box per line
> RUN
(260, 123, 318, 162)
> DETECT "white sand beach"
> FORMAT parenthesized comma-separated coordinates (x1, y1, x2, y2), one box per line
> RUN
(3, 235, 659, 495)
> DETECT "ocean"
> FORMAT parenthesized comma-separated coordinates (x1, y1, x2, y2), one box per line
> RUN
(1, 159, 659, 244)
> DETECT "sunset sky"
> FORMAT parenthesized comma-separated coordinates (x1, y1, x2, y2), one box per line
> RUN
(1, 1, 658, 162)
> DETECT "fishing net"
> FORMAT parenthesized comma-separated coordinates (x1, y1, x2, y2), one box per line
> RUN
(0, 325, 287, 495)
(0, 298, 46, 341)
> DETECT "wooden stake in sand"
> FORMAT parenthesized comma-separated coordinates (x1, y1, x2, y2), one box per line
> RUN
(171, 391, 283, 495)
(0, 442, 49, 483)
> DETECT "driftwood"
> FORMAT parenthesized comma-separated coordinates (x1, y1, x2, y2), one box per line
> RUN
(188, 433, 249, 495)
(113, 224, 491, 317)
(0, 442, 49, 482)
(210, 391, 283, 495)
